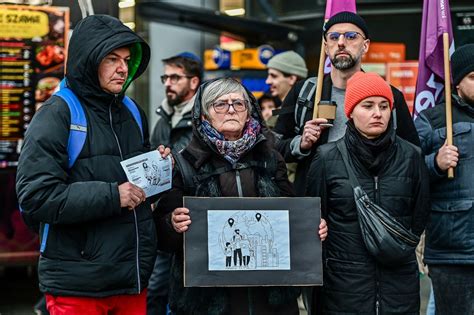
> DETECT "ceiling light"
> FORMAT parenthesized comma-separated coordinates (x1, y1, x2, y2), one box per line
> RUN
(224, 8, 245, 16)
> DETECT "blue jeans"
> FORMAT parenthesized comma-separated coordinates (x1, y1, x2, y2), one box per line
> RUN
(147, 250, 172, 315)
(429, 265, 474, 315)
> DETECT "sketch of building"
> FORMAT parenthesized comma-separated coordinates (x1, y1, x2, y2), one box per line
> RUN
(208, 210, 290, 271)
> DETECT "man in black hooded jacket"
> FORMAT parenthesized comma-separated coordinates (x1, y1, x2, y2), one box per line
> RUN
(16, 15, 159, 314)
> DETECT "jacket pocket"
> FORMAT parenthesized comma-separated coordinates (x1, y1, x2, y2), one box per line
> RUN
(427, 200, 473, 250)
(437, 123, 473, 158)
(81, 226, 97, 260)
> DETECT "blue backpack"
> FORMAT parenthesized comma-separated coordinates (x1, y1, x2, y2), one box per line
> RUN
(55, 79, 144, 168)
(35, 79, 144, 252)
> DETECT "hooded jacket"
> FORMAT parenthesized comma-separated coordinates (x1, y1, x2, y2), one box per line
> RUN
(154, 80, 299, 314)
(16, 15, 156, 297)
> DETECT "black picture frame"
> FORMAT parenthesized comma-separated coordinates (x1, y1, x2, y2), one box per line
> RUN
(183, 197, 322, 287)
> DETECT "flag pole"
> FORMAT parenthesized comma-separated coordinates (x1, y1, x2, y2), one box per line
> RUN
(443, 32, 454, 179)
(312, 29, 327, 119)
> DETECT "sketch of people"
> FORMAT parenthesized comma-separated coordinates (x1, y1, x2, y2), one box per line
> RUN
(241, 240, 251, 267)
(224, 242, 232, 268)
(232, 229, 243, 267)
(143, 161, 158, 186)
(150, 161, 160, 185)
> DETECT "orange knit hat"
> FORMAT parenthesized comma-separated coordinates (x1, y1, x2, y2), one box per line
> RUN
(344, 72, 394, 118)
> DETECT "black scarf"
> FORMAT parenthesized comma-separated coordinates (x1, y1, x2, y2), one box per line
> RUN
(344, 119, 396, 175)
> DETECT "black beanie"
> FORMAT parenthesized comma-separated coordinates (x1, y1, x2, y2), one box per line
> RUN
(323, 11, 369, 39)
(452, 44, 474, 86)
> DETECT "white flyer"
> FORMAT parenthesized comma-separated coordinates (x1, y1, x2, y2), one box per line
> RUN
(120, 151, 172, 197)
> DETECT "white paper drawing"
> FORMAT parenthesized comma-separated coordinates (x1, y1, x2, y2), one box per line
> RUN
(120, 151, 172, 197)
(207, 210, 290, 271)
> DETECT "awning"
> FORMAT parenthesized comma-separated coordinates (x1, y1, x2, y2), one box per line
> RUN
(136, 1, 306, 46)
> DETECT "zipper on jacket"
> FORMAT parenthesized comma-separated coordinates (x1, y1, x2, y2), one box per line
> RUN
(373, 175, 417, 245)
(109, 98, 124, 160)
(374, 176, 379, 204)
(374, 175, 381, 315)
(235, 169, 243, 197)
(133, 208, 141, 293)
(109, 96, 141, 293)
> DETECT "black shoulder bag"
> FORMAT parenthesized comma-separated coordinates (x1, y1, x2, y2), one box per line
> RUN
(336, 140, 420, 266)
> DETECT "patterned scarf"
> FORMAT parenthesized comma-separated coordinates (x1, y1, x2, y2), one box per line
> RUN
(201, 117, 261, 164)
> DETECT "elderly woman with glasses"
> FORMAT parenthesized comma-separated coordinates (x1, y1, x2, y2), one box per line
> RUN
(154, 78, 327, 314)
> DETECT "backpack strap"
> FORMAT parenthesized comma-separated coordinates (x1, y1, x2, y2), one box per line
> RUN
(294, 77, 317, 134)
(123, 96, 144, 142)
(173, 150, 198, 195)
(193, 160, 268, 183)
(54, 85, 87, 169)
(173, 150, 273, 196)
(54, 79, 144, 168)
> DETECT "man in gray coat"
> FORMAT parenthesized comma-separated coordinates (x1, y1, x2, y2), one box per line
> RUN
(148, 52, 202, 315)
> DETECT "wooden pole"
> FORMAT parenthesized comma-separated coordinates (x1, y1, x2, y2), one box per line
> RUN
(443, 32, 454, 179)
(312, 30, 328, 119)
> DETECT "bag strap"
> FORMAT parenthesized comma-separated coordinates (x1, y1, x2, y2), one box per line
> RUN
(173, 150, 197, 195)
(54, 79, 144, 168)
(122, 96, 144, 143)
(294, 77, 317, 134)
(336, 140, 361, 189)
(55, 87, 88, 169)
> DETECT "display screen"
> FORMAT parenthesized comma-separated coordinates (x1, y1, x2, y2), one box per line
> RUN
(0, 5, 69, 168)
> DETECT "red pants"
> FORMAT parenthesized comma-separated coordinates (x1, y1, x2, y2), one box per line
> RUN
(45, 289, 147, 315)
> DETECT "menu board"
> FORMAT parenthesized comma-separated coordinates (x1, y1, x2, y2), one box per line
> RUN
(0, 5, 69, 168)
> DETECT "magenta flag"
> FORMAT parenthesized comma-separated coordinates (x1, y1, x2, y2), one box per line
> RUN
(324, 0, 356, 19)
(323, 0, 357, 74)
(414, 0, 454, 118)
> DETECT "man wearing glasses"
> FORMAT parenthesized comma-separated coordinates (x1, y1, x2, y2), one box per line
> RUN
(273, 11, 420, 198)
(151, 52, 202, 152)
(148, 52, 202, 315)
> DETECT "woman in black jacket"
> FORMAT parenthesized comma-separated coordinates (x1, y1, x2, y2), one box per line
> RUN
(307, 72, 429, 315)
(155, 78, 327, 314)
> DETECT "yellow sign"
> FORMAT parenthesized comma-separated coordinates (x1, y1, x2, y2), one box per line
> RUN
(0, 8, 49, 38)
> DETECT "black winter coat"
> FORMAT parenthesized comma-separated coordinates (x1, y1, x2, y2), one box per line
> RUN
(150, 104, 193, 151)
(154, 80, 299, 315)
(306, 130, 430, 314)
(274, 74, 420, 196)
(16, 15, 157, 297)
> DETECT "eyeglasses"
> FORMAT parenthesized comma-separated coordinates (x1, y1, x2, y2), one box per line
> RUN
(160, 74, 193, 84)
(211, 99, 249, 113)
(325, 31, 365, 42)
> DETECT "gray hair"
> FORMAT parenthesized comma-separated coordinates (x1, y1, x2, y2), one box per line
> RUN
(201, 78, 252, 119)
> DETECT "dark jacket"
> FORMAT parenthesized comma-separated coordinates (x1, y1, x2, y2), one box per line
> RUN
(154, 80, 299, 315)
(16, 15, 157, 297)
(150, 101, 193, 152)
(415, 95, 474, 265)
(274, 74, 420, 196)
(307, 129, 429, 314)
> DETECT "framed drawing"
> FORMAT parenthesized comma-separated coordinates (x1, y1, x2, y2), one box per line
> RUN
(183, 197, 322, 287)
